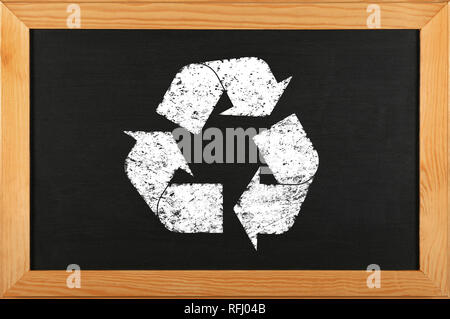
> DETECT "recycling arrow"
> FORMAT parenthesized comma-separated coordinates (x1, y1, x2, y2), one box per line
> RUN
(125, 57, 319, 249)
(234, 170, 312, 250)
(124, 131, 223, 233)
(253, 114, 319, 185)
(203, 58, 292, 117)
(156, 57, 291, 134)
(234, 114, 319, 249)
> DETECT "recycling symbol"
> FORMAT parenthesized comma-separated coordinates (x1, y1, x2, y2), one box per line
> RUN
(125, 57, 319, 250)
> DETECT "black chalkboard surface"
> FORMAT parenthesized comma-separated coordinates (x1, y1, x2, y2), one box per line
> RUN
(30, 30, 419, 270)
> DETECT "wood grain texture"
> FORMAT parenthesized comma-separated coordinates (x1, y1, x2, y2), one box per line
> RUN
(420, 4, 448, 295)
(3, 270, 442, 297)
(0, 3, 29, 297)
(1, 0, 447, 3)
(4, 2, 445, 29)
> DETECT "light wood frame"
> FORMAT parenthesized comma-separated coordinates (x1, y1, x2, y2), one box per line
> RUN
(0, 0, 448, 298)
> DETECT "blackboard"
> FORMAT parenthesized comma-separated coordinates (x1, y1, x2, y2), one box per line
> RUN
(30, 30, 419, 270)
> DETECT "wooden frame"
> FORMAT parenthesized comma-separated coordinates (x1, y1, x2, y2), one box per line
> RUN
(0, 0, 448, 298)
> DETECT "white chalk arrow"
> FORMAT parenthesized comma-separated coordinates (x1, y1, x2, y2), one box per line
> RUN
(253, 114, 319, 184)
(124, 131, 223, 232)
(158, 183, 223, 233)
(233, 114, 319, 249)
(124, 131, 192, 213)
(234, 170, 312, 250)
(156, 57, 291, 133)
(204, 57, 292, 116)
